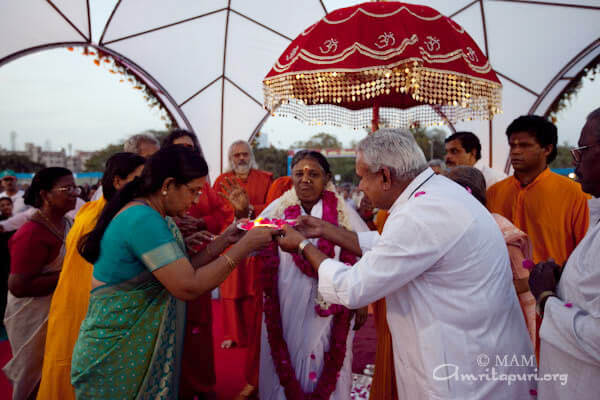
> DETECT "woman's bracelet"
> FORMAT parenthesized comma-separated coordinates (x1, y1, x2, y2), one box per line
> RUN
(222, 253, 237, 272)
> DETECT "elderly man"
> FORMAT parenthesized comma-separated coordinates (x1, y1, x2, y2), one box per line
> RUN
(278, 129, 535, 399)
(529, 108, 600, 400)
(444, 131, 506, 187)
(213, 140, 272, 349)
(0, 170, 27, 213)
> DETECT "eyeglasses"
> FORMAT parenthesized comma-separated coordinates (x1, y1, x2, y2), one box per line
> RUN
(570, 143, 600, 163)
(54, 185, 81, 195)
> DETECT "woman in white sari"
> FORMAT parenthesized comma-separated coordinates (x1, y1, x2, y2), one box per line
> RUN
(258, 151, 368, 400)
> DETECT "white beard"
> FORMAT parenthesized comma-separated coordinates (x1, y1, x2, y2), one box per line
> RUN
(233, 163, 251, 175)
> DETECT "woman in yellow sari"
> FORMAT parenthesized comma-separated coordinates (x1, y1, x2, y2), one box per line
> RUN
(37, 152, 146, 400)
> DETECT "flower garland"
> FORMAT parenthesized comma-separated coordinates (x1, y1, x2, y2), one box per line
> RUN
(260, 187, 357, 399)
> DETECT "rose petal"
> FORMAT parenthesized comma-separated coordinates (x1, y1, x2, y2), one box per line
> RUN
(565, 303, 573, 308)
(309, 371, 317, 381)
(310, 354, 316, 360)
(414, 191, 426, 198)
(522, 259, 535, 270)
(529, 388, 538, 396)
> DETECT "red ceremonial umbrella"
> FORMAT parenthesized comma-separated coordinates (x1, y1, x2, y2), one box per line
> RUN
(263, 1, 502, 130)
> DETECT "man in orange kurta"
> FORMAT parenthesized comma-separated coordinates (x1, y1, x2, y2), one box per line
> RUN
(487, 116, 589, 361)
(213, 141, 272, 349)
(487, 115, 589, 265)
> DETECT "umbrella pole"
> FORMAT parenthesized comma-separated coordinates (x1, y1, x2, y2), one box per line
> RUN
(371, 102, 380, 133)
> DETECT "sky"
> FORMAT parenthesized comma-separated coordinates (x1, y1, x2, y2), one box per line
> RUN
(0, 2, 597, 154)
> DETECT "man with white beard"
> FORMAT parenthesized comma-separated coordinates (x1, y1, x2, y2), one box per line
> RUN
(213, 140, 273, 351)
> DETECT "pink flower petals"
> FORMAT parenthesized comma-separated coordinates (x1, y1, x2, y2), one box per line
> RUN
(414, 191, 426, 198)
(565, 303, 573, 308)
(529, 388, 538, 396)
(310, 354, 316, 360)
(522, 259, 535, 270)
(309, 371, 317, 381)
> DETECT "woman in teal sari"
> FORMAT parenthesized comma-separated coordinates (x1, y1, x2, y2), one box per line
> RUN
(72, 145, 278, 399)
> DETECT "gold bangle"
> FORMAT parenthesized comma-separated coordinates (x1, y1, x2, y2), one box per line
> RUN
(222, 253, 237, 272)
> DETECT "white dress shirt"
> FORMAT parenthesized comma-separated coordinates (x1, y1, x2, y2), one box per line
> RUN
(538, 196, 600, 400)
(0, 197, 86, 232)
(318, 168, 535, 399)
(474, 160, 507, 188)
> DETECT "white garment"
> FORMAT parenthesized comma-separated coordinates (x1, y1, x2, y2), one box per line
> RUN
(258, 195, 368, 400)
(474, 160, 507, 188)
(90, 186, 103, 202)
(538, 196, 600, 400)
(0, 198, 85, 232)
(319, 168, 536, 399)
(3, 218, 72, 400)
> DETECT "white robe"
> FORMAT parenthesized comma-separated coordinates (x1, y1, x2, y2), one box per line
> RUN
(538, 196, 600, 400)
(319, 169, 536, 399)
(258, 195, 368, 400)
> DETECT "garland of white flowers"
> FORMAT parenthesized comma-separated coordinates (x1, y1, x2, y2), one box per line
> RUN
(270, 181, 352, 231)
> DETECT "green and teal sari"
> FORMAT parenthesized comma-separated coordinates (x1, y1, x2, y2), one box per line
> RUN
(71, 205, 187, 399)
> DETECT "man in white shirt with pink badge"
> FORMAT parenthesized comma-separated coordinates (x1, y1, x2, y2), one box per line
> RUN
(277, 128, 536, 399)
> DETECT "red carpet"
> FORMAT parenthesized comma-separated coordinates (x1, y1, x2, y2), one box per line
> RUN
(0, 300, 375, 399)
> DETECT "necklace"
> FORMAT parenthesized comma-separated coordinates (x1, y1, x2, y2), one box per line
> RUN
(34, 210, 65, 242)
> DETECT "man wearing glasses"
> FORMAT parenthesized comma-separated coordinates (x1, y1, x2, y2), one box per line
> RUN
(528, 108, 600, 399)
(0, 170, 27, 214)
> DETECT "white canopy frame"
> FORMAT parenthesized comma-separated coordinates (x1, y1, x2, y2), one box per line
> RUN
(1, 1, 598, 178)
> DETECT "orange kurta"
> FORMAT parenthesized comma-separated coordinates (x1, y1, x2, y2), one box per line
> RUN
(487, 168, 589, 362)
(213, 169, 272, 345)
(487, 168, 589, 265)
(266, 176, 293, 205)
(37, 198, 106, 400)
(369, 210, 398, 400)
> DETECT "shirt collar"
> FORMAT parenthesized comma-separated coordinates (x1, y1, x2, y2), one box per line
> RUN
(389, 168, 436, 215)
(511, 167, 551, 189)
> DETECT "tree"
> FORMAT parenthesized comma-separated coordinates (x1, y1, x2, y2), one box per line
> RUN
(292, 132, 342, 150)
(0, 154, 46, 172)
(84, 143, 124, 171)
(253, 145, 288, 179)
(409, 126, 447, 161)
(550, 142, 574, 169)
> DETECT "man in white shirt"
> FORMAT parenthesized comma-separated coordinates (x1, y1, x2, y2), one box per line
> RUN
(277, 128, 536, 399)
(444, 131, 506, 188)
(0, 170, 27, 213)
(529, 108, 600, 400)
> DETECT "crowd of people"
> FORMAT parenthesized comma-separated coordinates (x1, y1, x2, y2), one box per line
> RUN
(0, 108, 597, 400)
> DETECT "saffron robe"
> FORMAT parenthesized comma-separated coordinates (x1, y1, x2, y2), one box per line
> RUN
(369, 210, 398, 400)
(487, 168, 589, 265)
(266, 176, 293, 205)
(37, 198, 106, 400)
(213, 169, 272, 345)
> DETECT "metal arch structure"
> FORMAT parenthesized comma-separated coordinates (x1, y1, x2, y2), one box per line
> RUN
(1, 1, 599, 179)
